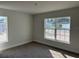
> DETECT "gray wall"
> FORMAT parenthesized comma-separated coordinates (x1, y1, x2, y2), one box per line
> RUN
(33, 7, 79, 53)
(0, 8, 32, 51)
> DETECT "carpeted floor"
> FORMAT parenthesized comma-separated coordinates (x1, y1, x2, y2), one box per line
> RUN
(0, 42, 79, 58)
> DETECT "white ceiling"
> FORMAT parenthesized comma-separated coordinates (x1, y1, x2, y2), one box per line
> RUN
(0, 1, 79, 14)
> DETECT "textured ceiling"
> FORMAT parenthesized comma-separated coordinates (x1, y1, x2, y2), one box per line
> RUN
(0, 1, 79, 14)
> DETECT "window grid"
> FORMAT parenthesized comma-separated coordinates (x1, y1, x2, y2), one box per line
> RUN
(44, 17, 70, 44)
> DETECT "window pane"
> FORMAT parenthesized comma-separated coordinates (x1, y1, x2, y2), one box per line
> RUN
(56, 17, 70, 29)
(44, 18, 55, 40)
(44, 29, 55, 39)
(0, 16, 8, 42)
(56, 17, 70, 44)
(44, 18, 55, 29)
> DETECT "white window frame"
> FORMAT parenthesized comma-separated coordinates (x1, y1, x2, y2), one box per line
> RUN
(44, 16, 71, 44)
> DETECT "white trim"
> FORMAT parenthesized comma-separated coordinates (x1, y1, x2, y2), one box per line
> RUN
(0, 40, 32, 51)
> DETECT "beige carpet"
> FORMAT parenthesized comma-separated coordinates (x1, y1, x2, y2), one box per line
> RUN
(0, 42, 79, 58)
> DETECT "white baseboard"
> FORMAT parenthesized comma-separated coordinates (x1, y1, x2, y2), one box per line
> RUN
(34, 40, 79, 54)
(0, 40, 32, 51)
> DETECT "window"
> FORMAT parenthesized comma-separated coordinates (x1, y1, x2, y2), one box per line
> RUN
(0, 16, 8, 43)
(44, 17, 70, 44)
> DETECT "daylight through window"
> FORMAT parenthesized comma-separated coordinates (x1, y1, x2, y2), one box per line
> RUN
(44, 17, 70, 44)
(0, 16, 8, 43)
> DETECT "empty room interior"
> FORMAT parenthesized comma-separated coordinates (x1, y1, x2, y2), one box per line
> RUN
(0, 1, 79, 58)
